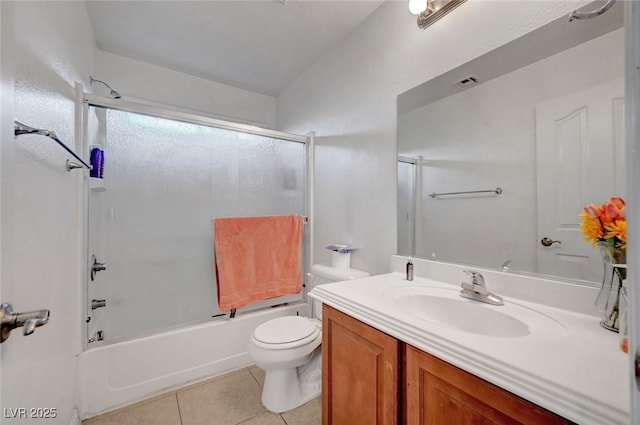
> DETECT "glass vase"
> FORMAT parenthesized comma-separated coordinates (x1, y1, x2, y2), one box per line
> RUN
(595, 241, 627, 332)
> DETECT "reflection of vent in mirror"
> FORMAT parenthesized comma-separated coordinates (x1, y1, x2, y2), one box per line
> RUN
(454, 75, 480, 89)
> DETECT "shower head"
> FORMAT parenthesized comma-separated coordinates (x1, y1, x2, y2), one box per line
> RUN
(90, 76, 122, 99)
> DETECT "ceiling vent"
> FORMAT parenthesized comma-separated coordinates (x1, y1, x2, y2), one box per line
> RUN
(453, 75, 481, 89)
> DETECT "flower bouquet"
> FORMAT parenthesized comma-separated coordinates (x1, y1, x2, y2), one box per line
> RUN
(580, 196, 627, 332)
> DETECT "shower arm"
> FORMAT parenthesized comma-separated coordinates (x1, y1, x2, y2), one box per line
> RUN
(90, 76, 121, 99)
(569, 0, 616, 22)
(14, 120, 93, 171)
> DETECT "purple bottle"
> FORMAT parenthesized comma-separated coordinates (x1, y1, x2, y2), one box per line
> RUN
(90, 148, 101, 178)
(99, 149, 105, 178)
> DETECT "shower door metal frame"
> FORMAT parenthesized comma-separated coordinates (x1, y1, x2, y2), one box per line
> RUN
(80, 94, 314, 347)
(83, 94, 308, 144)
(397, 155, 423, 257)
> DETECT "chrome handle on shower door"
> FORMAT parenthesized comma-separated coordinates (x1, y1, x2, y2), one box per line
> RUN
(0, 303, 50, 343)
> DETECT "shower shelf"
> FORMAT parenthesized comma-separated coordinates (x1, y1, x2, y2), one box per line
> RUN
(89, 178, 105, 192)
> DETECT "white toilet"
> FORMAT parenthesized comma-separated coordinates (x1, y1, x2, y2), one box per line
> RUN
(249, 263, 369, 413)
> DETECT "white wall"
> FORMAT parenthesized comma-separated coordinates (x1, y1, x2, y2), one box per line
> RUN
(0, 2, 96, 424)
(0, 7, 281, 421)
(96, 51, 277, 129)
(399, 28, 624, 274)
(277, 0, 590, 275)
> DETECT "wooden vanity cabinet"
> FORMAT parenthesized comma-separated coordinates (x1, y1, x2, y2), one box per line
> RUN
(322, 305, 400, 425)
(323, 304, 572, 425)
(405, 345, 571, 424)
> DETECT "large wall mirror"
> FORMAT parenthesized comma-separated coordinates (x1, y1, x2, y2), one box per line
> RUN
(397, 1, 624, 284)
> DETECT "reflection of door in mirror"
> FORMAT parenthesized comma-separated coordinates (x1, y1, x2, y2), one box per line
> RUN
(536, 78, 624, 280)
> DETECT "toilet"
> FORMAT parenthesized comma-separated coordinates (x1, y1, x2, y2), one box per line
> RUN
(249, 263, 369, 413)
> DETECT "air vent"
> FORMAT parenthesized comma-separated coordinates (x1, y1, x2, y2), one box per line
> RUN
(453, 75, 481, 89)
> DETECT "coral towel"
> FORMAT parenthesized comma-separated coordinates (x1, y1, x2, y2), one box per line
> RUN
(213, 214, 303, 312)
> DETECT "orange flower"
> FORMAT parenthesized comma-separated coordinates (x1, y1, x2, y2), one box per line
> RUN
(584, 203, 602, 218)
(609, 196, 626, 210)
(602, 201, 622, 221)
(618, 205, 626, 219)
(580, 211, 604, 246)
(605, 220, 627, 249)
(581, 196, 627, 249)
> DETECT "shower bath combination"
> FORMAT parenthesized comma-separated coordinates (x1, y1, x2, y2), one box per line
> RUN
(78, 98, 315, 414)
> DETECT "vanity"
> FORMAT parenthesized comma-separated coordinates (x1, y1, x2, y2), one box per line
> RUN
(309, 256, 629, 425)
(317, 1, 631, 423)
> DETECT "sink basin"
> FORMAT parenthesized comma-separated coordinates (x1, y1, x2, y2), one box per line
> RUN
(386, 286, 565, 338)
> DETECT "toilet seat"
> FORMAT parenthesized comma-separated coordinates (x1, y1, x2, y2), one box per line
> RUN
(252, 316, 321, 350)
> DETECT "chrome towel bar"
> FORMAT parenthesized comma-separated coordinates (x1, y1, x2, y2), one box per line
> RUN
(429, 187, 502, 199)
(14, 120, 92, 171)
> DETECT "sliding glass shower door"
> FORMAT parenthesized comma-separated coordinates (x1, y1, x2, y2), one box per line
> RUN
(86, 105, 308, 343)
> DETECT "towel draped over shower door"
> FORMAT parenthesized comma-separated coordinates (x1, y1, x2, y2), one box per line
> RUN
(212, 214, 304, 312)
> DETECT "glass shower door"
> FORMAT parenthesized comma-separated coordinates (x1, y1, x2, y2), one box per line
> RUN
(86, 106, 307, 343)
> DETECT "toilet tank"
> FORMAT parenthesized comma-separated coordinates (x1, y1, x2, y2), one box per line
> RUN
(309, 264, 370, 319)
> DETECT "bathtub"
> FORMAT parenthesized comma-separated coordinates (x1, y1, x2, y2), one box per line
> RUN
(77, 303, 309, 419)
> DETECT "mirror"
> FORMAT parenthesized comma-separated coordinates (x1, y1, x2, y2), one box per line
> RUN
(397, 1, 624, 284)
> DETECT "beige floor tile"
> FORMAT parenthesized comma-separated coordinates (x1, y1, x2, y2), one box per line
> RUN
(280, 397, 321, 425)
(178, 369, 265, 425)
(82, 394, 181, 425)
(238, 411, 286, 425)
(248, 365, 266, 388)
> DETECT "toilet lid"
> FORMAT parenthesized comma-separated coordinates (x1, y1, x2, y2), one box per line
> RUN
(253, 316, 317, 345)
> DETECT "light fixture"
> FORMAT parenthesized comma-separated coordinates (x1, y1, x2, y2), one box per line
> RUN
(408, 0, 428, 15)
(414, 0, 466, 29)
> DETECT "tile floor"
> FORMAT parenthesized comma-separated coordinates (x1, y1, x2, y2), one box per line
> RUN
(82, 366, 321, 425)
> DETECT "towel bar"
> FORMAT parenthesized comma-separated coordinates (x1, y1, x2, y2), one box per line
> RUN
(14, 120, 92, 172)
(429, 187, 502, 199)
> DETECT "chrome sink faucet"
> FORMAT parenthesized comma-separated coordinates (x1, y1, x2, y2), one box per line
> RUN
(460, 270, 504, 306)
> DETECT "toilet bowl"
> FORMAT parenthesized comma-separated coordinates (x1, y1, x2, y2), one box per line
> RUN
(249, 316, 322, 413)
(248, 264, 369, 413)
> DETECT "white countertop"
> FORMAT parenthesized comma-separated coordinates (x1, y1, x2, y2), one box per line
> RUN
(309, 271, 630, 425)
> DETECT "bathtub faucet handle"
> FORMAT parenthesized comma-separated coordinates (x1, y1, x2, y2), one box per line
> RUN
(91, 254, 106, 281)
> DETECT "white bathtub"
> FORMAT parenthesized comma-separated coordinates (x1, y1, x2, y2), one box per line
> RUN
(77, 303, 309, 419)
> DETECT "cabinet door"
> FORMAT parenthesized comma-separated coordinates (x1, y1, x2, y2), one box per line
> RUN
(405, 345, 570, 425)
(323, 305, 400, 425)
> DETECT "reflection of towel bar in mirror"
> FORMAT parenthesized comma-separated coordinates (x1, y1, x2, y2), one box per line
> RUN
(428, 187, 502, 199)
(14, 120, 93, 172)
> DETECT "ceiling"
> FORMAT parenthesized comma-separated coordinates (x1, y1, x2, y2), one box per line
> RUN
(86, 0, 385, 97)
